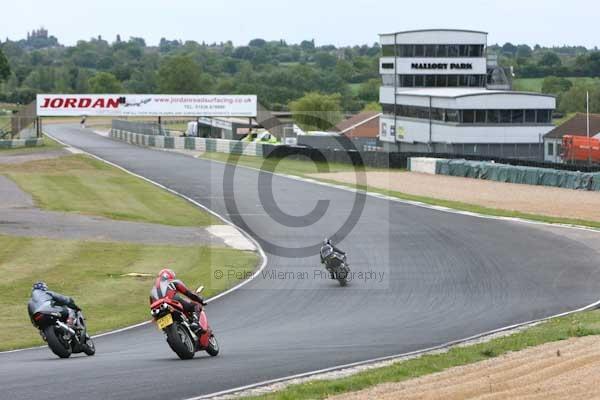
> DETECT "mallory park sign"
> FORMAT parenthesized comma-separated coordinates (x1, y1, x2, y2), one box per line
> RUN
(411, 62, 473, 70)
(36, 94, 258, 117)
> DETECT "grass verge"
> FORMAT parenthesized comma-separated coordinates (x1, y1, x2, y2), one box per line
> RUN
(200, 153, 600, 230)
(246, 310, 600, 400)
(199, 152, 390, 176)
(1, 154, 218, 227)
(0, 234, 258, 351)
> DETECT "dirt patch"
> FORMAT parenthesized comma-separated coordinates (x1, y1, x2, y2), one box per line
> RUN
(309, 171, 600, 223)
(329, 335, 600, 400)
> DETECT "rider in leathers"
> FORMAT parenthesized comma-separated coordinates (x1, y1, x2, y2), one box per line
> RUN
(320, 239, 346, 277)
(28, 281, 81, 323)
(149, 268, 206, 332)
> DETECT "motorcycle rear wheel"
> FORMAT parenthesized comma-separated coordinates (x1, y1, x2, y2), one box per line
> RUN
(166, 324, 195, 360)
(44, 326, 72, 359)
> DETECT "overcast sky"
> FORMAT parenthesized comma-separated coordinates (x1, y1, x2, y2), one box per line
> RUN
(2, 0, 598, 48)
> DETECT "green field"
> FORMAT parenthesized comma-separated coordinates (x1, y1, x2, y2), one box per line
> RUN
(0, 151, 258, 350)
(513, 77, 600, 92)
(0, 235, 257, 350)
(1, 155, 218, 226)
(248, 310, 600, 400)
(200, 152, 392, 177)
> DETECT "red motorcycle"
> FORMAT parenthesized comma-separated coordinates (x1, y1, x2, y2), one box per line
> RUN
(150, 286, 219, 359)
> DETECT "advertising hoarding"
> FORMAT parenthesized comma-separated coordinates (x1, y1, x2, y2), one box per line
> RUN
(36, 94, 258, 117)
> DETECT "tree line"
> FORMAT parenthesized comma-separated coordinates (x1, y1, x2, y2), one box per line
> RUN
(0, 33, 599, 124)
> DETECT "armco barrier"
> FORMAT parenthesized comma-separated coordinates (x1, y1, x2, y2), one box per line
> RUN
(416, 158, 600, 192)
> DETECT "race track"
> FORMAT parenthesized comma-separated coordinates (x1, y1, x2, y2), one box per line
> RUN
(2, 124, 599, 400)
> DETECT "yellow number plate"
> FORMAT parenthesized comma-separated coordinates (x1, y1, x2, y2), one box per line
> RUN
(156, 313, 173, 330)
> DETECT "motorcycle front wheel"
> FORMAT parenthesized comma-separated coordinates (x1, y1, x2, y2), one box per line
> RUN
(337, 267, 349, 287)
(166, 324, 195, 360)
(43, 326, 72, 359)
(83, 335, 96, 356)
(206, 335, 219, 357)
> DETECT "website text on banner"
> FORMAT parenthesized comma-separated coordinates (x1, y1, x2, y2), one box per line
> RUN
(36, 94, 258, 117)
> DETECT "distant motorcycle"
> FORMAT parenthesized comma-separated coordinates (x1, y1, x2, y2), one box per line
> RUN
(150, 286, 219, 360)
(320, 240, 351, 287)
(31, 304, 95, 359)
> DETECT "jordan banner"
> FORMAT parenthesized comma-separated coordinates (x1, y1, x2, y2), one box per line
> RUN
(36, 94, 258, 117)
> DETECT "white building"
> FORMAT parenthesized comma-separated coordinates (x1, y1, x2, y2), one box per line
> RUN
(379, 29, 556, 157)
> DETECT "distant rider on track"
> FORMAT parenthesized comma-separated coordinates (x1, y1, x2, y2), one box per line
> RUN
(320, 238, 347, 279)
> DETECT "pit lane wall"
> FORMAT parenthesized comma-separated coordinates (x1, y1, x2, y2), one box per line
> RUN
(110, 129, 263, 156)
(408, 157, 600, 192)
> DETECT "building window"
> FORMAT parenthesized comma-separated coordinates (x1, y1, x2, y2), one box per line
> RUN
(475, 110, 487, 123)
(395, 74, 486, 88)
(382, 63, 394, 70)
(399, 45, 413, 57)
(425, 45, 436, 57)
(388, 44, 485, 58)
(462, 110, 475, 123)
(547, 142, 554, 156)
(446, 110, 459, 123)
(537, 110, 552, 123)
(448, 45, 460, 57)
(415, 45, 425, 57)
(487, 110, 500, 123)
(511, 110, 524, 124)
(382, 75, 395, 86)
(525, 109, 537, 123)
(382, 45, 395, 56)
(499, 110, 511, 123)
(436, 44, 448, 57)
(384, 105, 555, 125)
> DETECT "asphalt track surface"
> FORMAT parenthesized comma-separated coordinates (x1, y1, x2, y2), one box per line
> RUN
(2, 125, 599, 400)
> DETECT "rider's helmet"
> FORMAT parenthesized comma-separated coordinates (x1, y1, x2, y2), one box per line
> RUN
(323, 238, 331, 247)
(158, 268, 176, 280)
(32, 281, 48, 291)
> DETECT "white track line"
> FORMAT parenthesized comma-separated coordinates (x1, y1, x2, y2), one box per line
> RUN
(97, 133, 600, 400)
(0, 131, 268, 355)
(16, 130, 600, 399)
(189, 299, 600, 400)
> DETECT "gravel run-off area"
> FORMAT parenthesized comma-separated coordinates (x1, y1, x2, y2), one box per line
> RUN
(329, 335, 600, 400)
(309, 171, 600, 223)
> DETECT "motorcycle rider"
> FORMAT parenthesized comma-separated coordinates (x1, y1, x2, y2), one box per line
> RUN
(27, 281, 81, 324)
(149, 268, 206, 332)
(320, 238, 346, 278)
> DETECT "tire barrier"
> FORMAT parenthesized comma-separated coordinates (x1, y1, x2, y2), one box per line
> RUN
(409, 157, 600, 192)
(110, 129, 264, 157)
(0, 138, 44, 149)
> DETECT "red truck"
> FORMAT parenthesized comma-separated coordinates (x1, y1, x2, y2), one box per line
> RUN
(562, 135, 600, 163)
